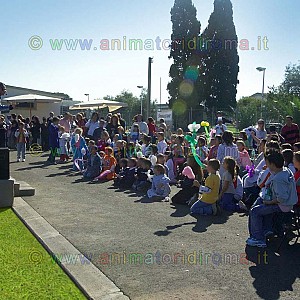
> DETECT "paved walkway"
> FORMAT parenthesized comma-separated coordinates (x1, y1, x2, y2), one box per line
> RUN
(10, 151, 300, 300)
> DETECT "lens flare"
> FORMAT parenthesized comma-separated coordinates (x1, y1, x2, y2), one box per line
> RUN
(185, 66, 199, 82)
(179, 80, 194, 98)
(172, 99, 187, 115)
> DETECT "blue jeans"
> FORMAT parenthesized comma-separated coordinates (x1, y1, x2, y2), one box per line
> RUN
(17, 143, 26, 159)
(190, 200, 213, 215)
(219, 193, 238, 212)
(248, 197, 282, 241)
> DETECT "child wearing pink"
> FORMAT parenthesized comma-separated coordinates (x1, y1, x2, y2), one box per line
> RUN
(237, 140, 251, 169)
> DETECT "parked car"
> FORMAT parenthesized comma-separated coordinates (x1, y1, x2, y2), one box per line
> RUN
(265, 122, 283, 134)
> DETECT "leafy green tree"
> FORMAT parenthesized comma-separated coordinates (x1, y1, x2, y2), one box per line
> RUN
(266, 86, 300, 124)
(236, 97, 261, 129)
(103, 90, 157, 127)
(114, 90, 141, 124)
(198, 0, 239, 112)
(280, 62, 300, 97)
(168, 0, 201, 128)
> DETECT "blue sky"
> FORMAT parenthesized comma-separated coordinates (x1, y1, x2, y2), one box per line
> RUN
(1, 0, 300, 104)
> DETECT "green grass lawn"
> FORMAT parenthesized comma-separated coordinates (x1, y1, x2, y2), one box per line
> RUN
(0, 208, 86, 300)
(226, 124, 240, 134)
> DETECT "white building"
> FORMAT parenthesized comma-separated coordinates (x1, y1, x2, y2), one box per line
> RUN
(1, 85, 76, 118)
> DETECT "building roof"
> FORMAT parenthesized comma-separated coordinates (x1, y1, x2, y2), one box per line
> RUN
(5, 84, 70, 99)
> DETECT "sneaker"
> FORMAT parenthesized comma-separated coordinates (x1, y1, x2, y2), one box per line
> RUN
(212, 203, 218, 216)
(163, 197, 170, 202)
(264, 231, 274, 238)
(17, 158, 20, 162)
(22, 159, 25, 162)
(238, 200, 248, 211)
(246, 237, 267, 248)
(89, 179, 99, 184)
(187, 194, 198, 206)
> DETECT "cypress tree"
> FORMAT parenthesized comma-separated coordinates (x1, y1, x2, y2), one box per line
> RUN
(167, 0, 201, 126)
(198, 0, 239, 113)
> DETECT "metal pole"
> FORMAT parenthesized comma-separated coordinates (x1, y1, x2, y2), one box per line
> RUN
(137, 86, 143, 115)
(147, 57, 153, 119)
(159, 77, 162, 112)
(261, 69, 265, 119)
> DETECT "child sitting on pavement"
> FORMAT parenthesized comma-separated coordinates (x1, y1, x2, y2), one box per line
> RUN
(246, 150, 298, 248)
(83, 145, 102, 180)
(218, 156, 240, 212)
(132, 157, 152, 192)
(92, 147, 116, 182)
(171, 166, 199, 205)
(118, 157, 137, 189)
(113, 158, 129, 187)
(147, 164, 171, 202)
(190, 159, 221, 216)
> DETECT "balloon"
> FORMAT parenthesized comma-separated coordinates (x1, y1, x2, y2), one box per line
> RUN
(200, 121, 210, 142)
(150, 155, 157, 166)
(136, 151, 143, 158)
(81, 148, 86, 155)
(188, 122, 201, 132)
(246, 165, 255, 178)
(74, 134, 80, 143)
(200, 121, 210, 127)
(61, 133, 70, 139)
(185, 122, 205, 168)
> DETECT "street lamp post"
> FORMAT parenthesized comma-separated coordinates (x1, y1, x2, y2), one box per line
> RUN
(84, 93, 90, 101)
(256, 67, 266, 119)
(147, 57, 153, 119)
(137, 86, 143, 115)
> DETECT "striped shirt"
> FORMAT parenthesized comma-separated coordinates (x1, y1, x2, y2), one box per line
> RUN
(281, 123, 300, 145)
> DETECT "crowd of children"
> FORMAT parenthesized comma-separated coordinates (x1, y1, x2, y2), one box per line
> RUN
(5, 108, 300, 249)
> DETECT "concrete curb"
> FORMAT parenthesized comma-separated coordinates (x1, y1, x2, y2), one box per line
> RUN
(12, 197, 130, 300)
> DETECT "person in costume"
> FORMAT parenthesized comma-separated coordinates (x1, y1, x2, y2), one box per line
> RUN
(71, 127, 88, 171)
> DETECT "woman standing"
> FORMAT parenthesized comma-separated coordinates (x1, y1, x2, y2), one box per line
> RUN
(30, 116, 41, 144)
(217, 130, 240, 176)
(85, 112, 99, 140)
(251, 119, 267, 149)
(131, 114, 149, 135)
(105, 114, 120, 139)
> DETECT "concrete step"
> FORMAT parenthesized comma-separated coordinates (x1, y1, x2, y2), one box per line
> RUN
(10, 177, 20, 195)
(14, 181, 35, 197)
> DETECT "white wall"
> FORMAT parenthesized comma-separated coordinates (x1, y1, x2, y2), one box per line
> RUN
(9, 102, 61, 119)
(1, 86, 61, 118)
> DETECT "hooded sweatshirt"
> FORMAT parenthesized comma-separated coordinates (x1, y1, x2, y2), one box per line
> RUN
(151, 174, 171, 197)
(270, 167, 298, 212)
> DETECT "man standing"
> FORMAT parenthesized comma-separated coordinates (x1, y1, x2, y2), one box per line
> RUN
(281, 116, 300, 145)
(215, 111, 232, 125)
(47, 117, 60, 164)
(215, 118, 227, 136)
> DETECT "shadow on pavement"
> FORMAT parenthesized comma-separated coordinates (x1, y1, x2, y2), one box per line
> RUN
(134, 196, 153, 203)
(246, 243, 300, 300)
(154, 206, 231, 235)
(154, 222, 197, 236)
(191, 212, 230, 233)
(170, 203, 191, 217)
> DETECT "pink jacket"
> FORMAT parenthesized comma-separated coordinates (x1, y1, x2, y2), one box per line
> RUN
(239, 150, 251, 168)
